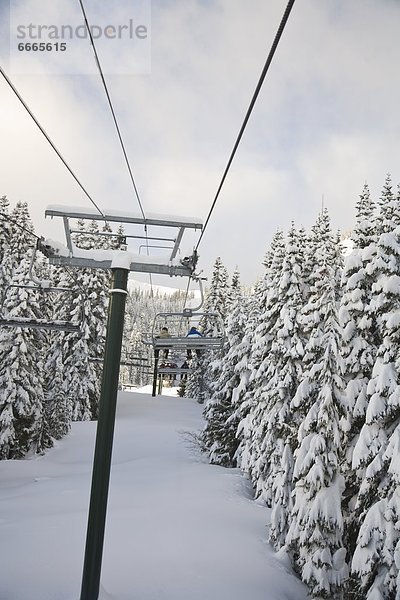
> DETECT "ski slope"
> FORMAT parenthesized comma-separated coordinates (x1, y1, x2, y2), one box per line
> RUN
(0, 390, 309, 600)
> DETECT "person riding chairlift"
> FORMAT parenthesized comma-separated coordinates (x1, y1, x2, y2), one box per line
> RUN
(186, 326, 202, 359)
(180, 360, 190, 380)
(187, 326, 202, 338)
(156, 326, 170, 358)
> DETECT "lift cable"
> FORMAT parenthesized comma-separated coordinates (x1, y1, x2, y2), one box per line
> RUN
(78, 0, 155, 302)
(0, 66, 106, 220)
(195, 0, 296, 252)
(78, 0, 146, 223)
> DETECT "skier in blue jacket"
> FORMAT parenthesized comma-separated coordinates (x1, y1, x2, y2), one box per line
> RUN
(186, 326, 202, 358)
(187, 326, 202, 338)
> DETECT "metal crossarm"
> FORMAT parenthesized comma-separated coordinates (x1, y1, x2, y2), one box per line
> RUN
(44, 205, 202, 275)
(45, 206, 203, 229)
(48, 253, 196, 277)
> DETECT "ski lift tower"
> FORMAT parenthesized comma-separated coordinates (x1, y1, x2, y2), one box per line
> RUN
(44, 205, 202, 600)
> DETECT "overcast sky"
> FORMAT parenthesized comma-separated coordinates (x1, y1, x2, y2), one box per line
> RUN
(1, 0, 400, 289)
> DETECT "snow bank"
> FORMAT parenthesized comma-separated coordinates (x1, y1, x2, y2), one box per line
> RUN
(0, 392, 308, 600)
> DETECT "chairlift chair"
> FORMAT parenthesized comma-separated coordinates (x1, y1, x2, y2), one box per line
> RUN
(0, 284, 84, 333)
(149, 311, 226, 351)
(148, 275, 225, 350)
(147, 310, 225, 396)
(0, 239, 84, 333)
(156, 361, 192, 395)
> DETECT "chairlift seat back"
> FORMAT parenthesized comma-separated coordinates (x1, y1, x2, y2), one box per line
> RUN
(0, 284, 83, 333)
(150, 310, 225, 349)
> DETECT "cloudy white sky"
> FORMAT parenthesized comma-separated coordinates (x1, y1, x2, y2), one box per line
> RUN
(1, 0, 400, 289)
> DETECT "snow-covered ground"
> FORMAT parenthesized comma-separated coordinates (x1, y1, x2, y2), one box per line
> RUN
(0, 389, 309, 600)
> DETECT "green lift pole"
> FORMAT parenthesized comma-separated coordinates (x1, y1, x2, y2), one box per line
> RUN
(80, 267, 129, 600)
(152, 348, 160, 397)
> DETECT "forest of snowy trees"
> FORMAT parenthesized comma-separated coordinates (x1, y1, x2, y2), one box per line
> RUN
(0, 197, 189, 457)
(191, 175, 400, 599)
(2, 175, 400, 599)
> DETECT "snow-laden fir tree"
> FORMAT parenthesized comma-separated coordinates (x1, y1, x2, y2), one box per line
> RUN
(201, 269, 247, 466)
(85, 229, 109, 415)
(364, 176, 400, 353)
(256, 224, 306, 550)
(120, 323, 149, 388)
(44, 330, 70, 440)
(0, 258, 48, 458)
(237, 230, 286, 500)
(186, 257, 229, 403)
(184, 354, 203, 400)
(75, 222, 109, 343)
(291, 211, 342, 393)
(232, 279, 264, 470)
(46, 255, 98, 424)
(286, 223, 348, 598)
(375, 174, 399, 238)
(0, 196, 13, 294)
(351, 219, 400, 599)
(40, 263, 73, 438)
(123, 286, 155, 383)
(61, 219, 110, 418)
(334, 229, 345, 300)
(60, 269, 99, 421)
(9, 201, 35, 270)
(199, 257, 230, 336)
(338, 184, 378, 571)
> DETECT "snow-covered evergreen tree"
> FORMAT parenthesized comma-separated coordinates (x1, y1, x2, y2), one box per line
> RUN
(186, 257, 230, 403)
(60, 269, 99, 422)
(286, 243, 348, 598)
(0, 258, 48, 458)
(238, 230, 286, 499)
(52, 219, 110, 420)
(232, 280, 263, 469)
(184, 354, 203, 400)
(44, 332, 70, 440)
(339, 184, 378, 571)
(120, 323, 147, 387)
(201, 270, 247, 466)
(259, 224, 306, 550)
(367, 177, 400, 346)
(9, 201, 35, 270)
(375, 174, 399, 237)
(0, 196, 13, 294)
(199, 257, 230, 337)
(351, 219, 400, 599)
